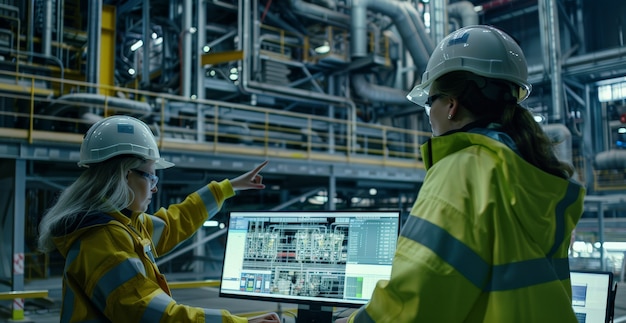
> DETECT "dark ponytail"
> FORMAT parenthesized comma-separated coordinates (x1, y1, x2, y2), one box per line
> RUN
(501, 104, 574, 179)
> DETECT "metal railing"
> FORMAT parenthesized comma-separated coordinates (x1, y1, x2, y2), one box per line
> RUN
(0, 69, 430, 169)
(593, 169, 626, 191)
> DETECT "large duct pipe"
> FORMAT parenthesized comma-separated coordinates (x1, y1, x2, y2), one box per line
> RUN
(181, 0, 193, 98)
(405, 2, 435, 54)
(350, 0, 433, 104)
(86, 0, 102, 93)
(595, 150, 626, 170)
(538, 0, 563, 121)
(239, 0, 357, 109)
(267, 0, 434, 106)
(543, 123, 573, 165)
(448, 1, 479, 27)
(351, 0, 432, 71)
(352, 74, 409, 105)
(288, 0, 350, 28)
(42, 0, 52, 57)
(543, 123, 586, 182)
(141, 0, 151, 89)
(311, 0, 337, 10)
(289, 0, 433, 103)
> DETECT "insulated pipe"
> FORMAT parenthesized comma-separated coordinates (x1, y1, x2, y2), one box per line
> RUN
(350, 0, 433, 104)
(350, 0, 368, 58)
(196, 0, 206, 100)
(238, 0, 358, 151)
(181, 0, 193, 98)
(594, 150, 626, 170)
(28, 0, 34, 55)
(195, 0, 207, 269)
(404, 2, 435, 54)
(196, 0, 206, 144)
(543, 123, 573, 165)
(538, 0, 563, 121)
(86, 0, 102, 94)
(55, 0, 63, 59)
(314, 0, 337, 10)
(42, 0, 52, 57)
(45, 93, 153, 118)
(528, 46, 626, 82)
(351, 0, 432, 71)
(141, 0, 151, 88)
(430, 0, 447, 45)
(290, 0, 432, 63)
(352, 74, 410, 105)
(238, 0, 357, 109)
(563, 47, 626, 70)
(448, 1, 479, 27)
(288, 0, 350, 28)
(282, 0, 433, 105)
(542, 123, 584, 184)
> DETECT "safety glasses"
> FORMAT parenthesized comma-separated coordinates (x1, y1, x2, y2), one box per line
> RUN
(131, 169, 159, 189)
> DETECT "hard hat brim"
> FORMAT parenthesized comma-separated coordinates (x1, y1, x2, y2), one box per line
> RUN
(155, 158, 175, 169)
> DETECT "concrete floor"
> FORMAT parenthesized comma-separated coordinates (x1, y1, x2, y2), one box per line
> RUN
(2, 281, 625, 323)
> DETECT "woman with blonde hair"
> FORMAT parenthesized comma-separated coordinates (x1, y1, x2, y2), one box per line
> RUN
(38, 115, 279, 323)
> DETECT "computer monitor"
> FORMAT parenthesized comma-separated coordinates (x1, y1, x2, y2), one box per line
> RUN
(570, 270, 616, 323)
(219, 210, 401, 323)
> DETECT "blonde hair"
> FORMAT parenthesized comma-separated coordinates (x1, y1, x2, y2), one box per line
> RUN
(38, 156, 145, 252)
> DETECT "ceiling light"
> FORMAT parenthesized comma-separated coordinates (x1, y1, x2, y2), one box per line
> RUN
(315, 41, 330, 54)
(533, 114, 545, 123)
(130, 40, 143, 51)
(203, 220, 219, 227)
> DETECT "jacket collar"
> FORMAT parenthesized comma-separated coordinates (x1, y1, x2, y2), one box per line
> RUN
(421, 121, 519, 169)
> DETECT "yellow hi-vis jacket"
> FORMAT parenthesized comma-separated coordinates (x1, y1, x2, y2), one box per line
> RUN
(52, 179, 248, 323)
(348, 127, 586, 323)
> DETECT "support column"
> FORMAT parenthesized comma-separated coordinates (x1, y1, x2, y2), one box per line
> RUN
(141, 0, 151, 89)
(181, 0, 194, 98)
(538, 0, 563, 121)
(7, 159, 26, 320)
(100, 5, 117, 96)
(328, 165, 336, 211)
(86, 0, 102, 93)
(598, 202, 606, 271)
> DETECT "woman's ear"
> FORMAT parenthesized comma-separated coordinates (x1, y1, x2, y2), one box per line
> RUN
(447, 97, 460, 120)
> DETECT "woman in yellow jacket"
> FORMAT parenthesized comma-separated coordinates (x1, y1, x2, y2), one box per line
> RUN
(38, 115, 279, 323)
(338, 25, 585, 322)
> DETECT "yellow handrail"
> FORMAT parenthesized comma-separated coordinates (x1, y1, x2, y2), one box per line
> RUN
(0, 69, 430, 170)
(168, 280, 220, 289)
(0, 290, 49, 300)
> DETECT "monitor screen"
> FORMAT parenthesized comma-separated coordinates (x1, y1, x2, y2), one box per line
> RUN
(219, 210, 401, 321)
(570, 270, 614, 323)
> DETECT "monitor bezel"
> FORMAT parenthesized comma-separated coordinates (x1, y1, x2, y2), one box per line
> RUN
(218, 209, 402, 309)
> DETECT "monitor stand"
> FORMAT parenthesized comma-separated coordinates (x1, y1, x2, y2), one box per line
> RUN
(295, 304, 334, 323)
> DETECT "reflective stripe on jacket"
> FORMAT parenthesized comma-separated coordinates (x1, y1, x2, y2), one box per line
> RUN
(349, 129, 585, 323)
(53, 179, 248, 323)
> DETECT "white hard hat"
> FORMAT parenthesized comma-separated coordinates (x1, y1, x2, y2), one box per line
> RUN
(406, 25, 532, 106)
(78, 115, 174, 169)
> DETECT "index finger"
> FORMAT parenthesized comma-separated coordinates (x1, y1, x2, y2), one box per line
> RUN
(251, 160, 269, 174)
